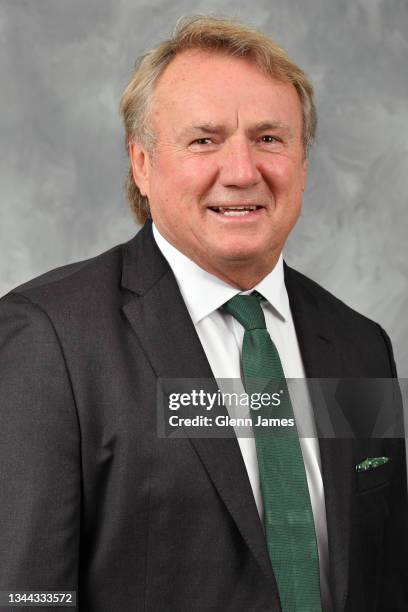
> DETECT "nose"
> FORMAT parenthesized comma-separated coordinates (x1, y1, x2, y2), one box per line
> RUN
(218, 138, 262, 188)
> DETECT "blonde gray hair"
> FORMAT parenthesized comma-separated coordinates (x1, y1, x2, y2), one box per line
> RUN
(119, 15, 317, 224)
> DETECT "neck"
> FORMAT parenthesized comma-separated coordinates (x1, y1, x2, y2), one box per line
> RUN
(152, 223, 282, 290)
(190, 253, 281, 290)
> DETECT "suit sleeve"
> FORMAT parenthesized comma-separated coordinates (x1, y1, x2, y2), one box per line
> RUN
(378, 326, 408, 609)
(0, 293, 81, 598)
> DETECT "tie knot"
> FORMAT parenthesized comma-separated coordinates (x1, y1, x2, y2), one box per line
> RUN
(223, 292, 266, 331)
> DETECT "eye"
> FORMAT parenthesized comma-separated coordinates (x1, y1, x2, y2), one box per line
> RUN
(191, 137, 213, 145)
(261, 135, 280, 143)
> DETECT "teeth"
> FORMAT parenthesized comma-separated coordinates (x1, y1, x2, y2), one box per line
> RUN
(212, 205, 258, 215)
(223, 210, 251, 216)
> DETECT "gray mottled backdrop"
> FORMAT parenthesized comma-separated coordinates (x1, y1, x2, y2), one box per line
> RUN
(1, 0, 407, 374)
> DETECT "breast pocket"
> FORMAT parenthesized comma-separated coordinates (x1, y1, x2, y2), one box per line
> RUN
(356, 460, 391, 494)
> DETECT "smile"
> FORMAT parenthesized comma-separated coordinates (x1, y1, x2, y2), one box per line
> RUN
(209, 205, 263, 216)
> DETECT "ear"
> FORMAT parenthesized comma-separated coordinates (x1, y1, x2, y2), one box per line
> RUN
(129, 141, 151, 198)
(301, 157, 308, 192)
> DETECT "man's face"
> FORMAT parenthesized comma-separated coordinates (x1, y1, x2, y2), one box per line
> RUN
(130, 50, 307, 283)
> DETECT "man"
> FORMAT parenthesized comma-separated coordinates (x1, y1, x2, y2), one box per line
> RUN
(0, 15, 407, 612)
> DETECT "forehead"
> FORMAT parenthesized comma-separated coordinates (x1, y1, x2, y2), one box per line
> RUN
(150, 50, 302, 132)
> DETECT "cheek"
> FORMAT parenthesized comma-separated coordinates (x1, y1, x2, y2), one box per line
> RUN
(170, 155, 219, 191)
(148, 162, 206, 222)
(264, 159, 305, 195)
(178, 155, 218, 196)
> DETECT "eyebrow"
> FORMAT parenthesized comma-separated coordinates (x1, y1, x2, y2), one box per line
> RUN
(251, 121, 292, 136)
(179, 124, 227, 137)
(179, 121, 294, 139)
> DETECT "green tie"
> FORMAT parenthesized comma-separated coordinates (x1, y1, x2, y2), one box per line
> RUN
(223, 293, 322, 612)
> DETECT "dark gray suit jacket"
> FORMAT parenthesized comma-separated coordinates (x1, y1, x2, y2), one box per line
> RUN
(0, 220, 407, 611)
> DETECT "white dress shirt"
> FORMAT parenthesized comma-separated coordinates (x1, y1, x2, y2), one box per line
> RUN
(152, 223, 332, 610)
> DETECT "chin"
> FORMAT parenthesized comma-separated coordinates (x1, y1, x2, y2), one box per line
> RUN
(216, 244, 268, 262)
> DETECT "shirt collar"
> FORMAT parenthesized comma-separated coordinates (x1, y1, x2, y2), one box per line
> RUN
(152, 223, 291, 324)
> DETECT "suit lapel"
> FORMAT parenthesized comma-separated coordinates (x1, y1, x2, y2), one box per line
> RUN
(120, 222, 278, 590)
(285, 264, 352, 611)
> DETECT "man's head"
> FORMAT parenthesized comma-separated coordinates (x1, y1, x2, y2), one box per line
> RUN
(120, 15, 317, 288)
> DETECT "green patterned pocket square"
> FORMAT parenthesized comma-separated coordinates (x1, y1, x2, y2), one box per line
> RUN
(355, 457, 389, 472)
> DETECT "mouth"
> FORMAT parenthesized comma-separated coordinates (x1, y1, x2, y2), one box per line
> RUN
(208, 205, 264, 217)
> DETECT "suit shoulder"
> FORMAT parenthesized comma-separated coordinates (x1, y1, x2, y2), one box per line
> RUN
(12, 242, 123, 293)
(285, 265, 383, 332)
(285, 265, 397, 375)
(1, 237, 135, 316)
